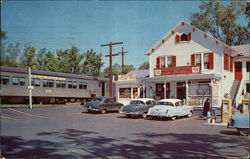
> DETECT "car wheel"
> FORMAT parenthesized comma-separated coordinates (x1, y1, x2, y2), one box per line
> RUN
(125, 114, 131, 118)
(171, 116, 177, 120)
(142, 113, 147, 119)
(237, 128, 249, 136)
(87, 110, 92, 113)
(101, 109, 106, 114)
(187, 111, 193, 118)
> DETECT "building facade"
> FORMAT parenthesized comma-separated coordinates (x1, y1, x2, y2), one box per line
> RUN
(115, 21, 250, 108)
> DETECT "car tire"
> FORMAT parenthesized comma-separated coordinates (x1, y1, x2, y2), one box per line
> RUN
(101, 109, 106, 114)
(125, 114, 131, 118)
(87, 110, 92, 113)
(187, 111, 193, 118)
(142, 113, 147, 119)
(237, 128, 249, 136)
(171, 116, 177, 120)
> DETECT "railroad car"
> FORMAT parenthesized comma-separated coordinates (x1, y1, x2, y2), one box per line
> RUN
(0, 66, 110, 104)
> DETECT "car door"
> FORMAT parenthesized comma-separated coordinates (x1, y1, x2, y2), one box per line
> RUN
(175, 101, 182, 116)
(103, 98, 111, 111)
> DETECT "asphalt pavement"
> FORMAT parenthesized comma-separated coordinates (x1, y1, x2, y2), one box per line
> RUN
(1, 106, 249, 159)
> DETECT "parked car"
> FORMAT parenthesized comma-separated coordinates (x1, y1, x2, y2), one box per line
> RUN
(227, 113, 249, 136)
(147, 99, 193, 120)
(119, 98, 156, 118)
(84, 96, 123, 114)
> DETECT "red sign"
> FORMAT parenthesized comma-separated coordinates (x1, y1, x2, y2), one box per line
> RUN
(154, 66, 200, 76)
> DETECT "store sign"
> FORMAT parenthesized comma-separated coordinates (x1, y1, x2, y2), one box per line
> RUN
(118, 75, 136, 81)
(154, 66, 200, 76)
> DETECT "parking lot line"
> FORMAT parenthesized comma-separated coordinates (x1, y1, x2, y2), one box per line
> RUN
(0, 115, 19, 121)
(8, 108, 50, 119)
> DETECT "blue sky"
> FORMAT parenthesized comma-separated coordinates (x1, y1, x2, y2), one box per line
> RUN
(2, 0, 247, 70)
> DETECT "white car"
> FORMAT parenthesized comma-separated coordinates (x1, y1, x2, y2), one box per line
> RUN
(147, 99, 193, 120)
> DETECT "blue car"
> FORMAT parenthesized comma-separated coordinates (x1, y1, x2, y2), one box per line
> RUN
(227, 113, 250, 136)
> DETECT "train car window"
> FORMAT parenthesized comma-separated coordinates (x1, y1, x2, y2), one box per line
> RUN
(48, 80, 54, 87)
(12, 77, 19, 85)
(79, 82, 87, 89)
(32, 78, 40, 87)
(61, 81, 66, 88)
(43, 79, 49, 87)
(0, 76, 9, 85)
(19, 77, 26, 86)
(72, 81, 77, 89)
(56, 80, 61, 88)
(68, 81, 73, 88)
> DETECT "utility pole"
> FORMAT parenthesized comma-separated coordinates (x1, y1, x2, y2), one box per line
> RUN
(28, 67, 33, 109)
(118, 47, 128, 74)
(101, 42, 123, 97)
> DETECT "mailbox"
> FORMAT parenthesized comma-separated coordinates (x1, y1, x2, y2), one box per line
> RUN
(241, 99, 250, 113)
(221, 99, 232, 123)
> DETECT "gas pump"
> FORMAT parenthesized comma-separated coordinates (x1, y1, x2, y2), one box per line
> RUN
(221, 99, 232, 123)
(241, 99, 250, 113)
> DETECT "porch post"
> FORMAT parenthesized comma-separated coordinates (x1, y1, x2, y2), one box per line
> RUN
(164, 82, 166, 99)
(210, 79, 214, 116)
(116, 87, 120, 102)
(131, 87, 133, 99)
(143, 86, 145, 98)
(186, 80, 189, 105)
(137, 87, 140, 98)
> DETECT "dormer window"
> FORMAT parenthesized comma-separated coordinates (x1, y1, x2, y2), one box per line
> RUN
(176, 33, 191, 43)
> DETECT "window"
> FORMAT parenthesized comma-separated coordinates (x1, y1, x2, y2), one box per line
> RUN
(204, 53, 209, 69)
(12, 77, 19, 85)
(176, 33, 191, 43)
(48, 80, 54, 87)
(79, 82, 87, 89)
(19, 77, 26, 86)
(196, 54, 201, 67)
(224, 53, 232, 71)
(247, 83, 250, 93)
(61, 81, 66, 88)
(72, 81, 77, 89)
(247, 61, 250, 72)
(167, 56, 173, 67)
(43, 79, 48, 87)
(32, 78, 40, 87)
(0, 76, 9, 85)
(181, 34, 187, 41)
(157, 101, 174, 106)
(56, 80, 61, 88)
(161, 56, 165, 68)
(68, 81, 73, 88)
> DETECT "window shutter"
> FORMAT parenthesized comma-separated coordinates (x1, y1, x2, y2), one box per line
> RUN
(172, 56, 176, 67)
(156, 57, 161, 69)
(187, 32, 191, 41)
(224, 54, 228, 70)
(230, 56, 233, 72)
(175, 34, 180, 43)
(191, 54, 195, 65)
(208, 52, 214, 69)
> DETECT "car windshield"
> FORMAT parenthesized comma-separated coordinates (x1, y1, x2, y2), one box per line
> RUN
(157, 101, 174, 106)
(92, 97, 103, 102)
(130, 100, 145, 105)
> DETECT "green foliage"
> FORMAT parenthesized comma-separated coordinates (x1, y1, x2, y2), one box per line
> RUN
(1, 42, 21, 67)
(102, 63, 135, 80)
(190, 0, 249, 45)
(138, 62, 149, 70)
(21, 45, 36, 68)
(82, 49, 104, 76)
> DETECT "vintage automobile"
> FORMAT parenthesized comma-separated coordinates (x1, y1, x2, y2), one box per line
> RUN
(147, 99, 193, 120)
(119, 98, 156, 118)
(84, 96, 123, 114)
(227, 113, 250, 136)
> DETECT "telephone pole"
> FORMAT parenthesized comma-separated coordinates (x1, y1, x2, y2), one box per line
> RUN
(101, 42, 123, 97)
(118, 47, 128, 74)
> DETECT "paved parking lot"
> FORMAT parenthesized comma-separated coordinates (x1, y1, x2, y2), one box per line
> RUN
(1, 106, 249, 159)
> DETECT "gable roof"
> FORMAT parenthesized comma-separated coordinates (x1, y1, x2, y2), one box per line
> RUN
(145, 21, 238, 56)
(231, 44, 250, 57)
(126, 69, 149, 78)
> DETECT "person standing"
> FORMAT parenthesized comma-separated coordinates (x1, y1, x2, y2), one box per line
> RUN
(203, 98, 210, 117)
(91, 91, 96, 100)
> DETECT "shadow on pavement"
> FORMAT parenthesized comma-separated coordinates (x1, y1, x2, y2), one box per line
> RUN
(1, 129, 248, 159)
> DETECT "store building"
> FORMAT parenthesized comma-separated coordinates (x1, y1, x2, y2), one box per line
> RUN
(115, 21, 250, 108)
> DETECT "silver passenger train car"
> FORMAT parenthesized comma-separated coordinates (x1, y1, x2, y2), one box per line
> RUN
(0, 66, 110, 104)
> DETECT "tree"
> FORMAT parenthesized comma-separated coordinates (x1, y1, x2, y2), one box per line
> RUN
(56, 46, 84, 74)
(102, 63, 135, 80)
(21, 45, 36, 68)
(190, 0, 249, 46)
(36, 48, 47, 70)
(82, 49, 104, 76)
(138, 62, 149, 70)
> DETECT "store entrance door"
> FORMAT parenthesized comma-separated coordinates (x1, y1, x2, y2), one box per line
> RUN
(177, 82, 186, 100)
